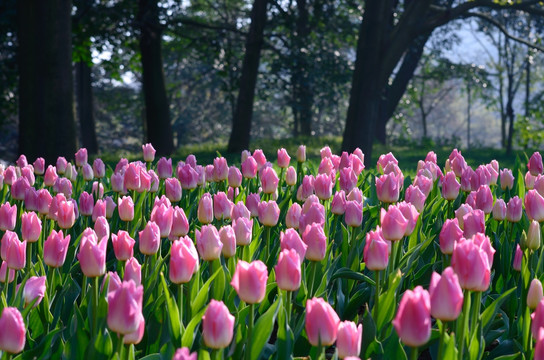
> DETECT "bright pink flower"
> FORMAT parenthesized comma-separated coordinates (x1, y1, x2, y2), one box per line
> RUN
(77, 233, 107, 277)
(331, 191, 346, 215)
(286, 166, 297, 186)
(213, 192, 232, 221)
(261, 166, 279, 194)
(23, 276, 46, 307)
(275, 249, 301, 291)
(81, 164, 94, 181)
(451, 238, 491, 291)
(277, 148, 291, 168)
(150, 204, 173, 238)
(198, 193, 214, 224)
(242, 156, 258, 179)
(21, 211, 41, 242)
(3, 166, 17, 186)
(441, 172, 460, 200)
(213, 157, 228, 182)
(123, 315, 145, 345)
(157, 157, 173, 179)
(78, 191, 94, 217)
(231, 201, 250, 220)
(124, 257, 141, 286)
(305, 297, 340, 346)
(393, 286, 431, 347)
(529, 152, 544, 176)
(1, 231, 25, 270)
(0, 203, 16, 232)
(527, 220, 541, 250)
(142, 143, 156, 162)
(196, 225, 222, 261)
(107, 281, 143, 335)
(397, 201, 419, 236)
(231, 260, 268, 304)
(532, 299, 544, 339)
(375, 173, 400, 204)
(118, 196, 134, 222)
(345, 200, 363, 227)
(314, 173, 333, 200)
(24, 187, 38, 212)
(318, 157, 335, 177)
(169, 236, 199, 284)
(124, 163, 141, 191)
(337, 321, 363, 359)
(506, 196, 522, 222)
(91, 199, 106, 222)
(227, 166, 242, 188)
(173, 348, 197, 360)
(377, 152, 398, 172)
(302, 224, 327, 261)
(526, 190, 544, 222)
(11, 177, 30, 201)
(364, 227, 389, 271)
(380, 206, 408, 242)
(170, 206, 189, 238)
(339, 167, 357, 194)
(474, 185, 493, 214)
(462, 209, 485, 238)
(429, 267, 463, 321)
(439, 218, 463, 255)
(92, 158, 105, 179)
(285, 203, 302, 229)
(177, 164, 198, 190)
(404, 185, 426, 212)
(0, 307, 25, 353)
(500, 169, 514, 190)
(202, 300, 234, 349)
(165, 178, 182, 203)
(138, 221, 161, 255)
(33, 157, 45, 175)
(232, 217, 252, 246)
(280, 229, 307, 264)
(94, 215, 109, 240)
(36, 189, 52, 215)
(75, 148, 88, 167)
(43, 230, 70, 268)
(258, 200, 280, 227)
(112, 231, 135, 261)
(219, 226, 236, 258)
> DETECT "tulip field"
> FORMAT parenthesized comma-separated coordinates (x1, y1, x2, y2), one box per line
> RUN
(1, 144, 544, 359)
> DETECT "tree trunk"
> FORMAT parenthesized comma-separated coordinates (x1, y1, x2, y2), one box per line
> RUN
(292, 0, 313, 137)
(75, 52, 98, 154)
(227, 0, 268, 153)
(138, 0, 173, 156)
(18, 0, 76, 164)
(342, 1, 394, 166)
(466, 82, 471, 149)
(506, 72, 515, 155)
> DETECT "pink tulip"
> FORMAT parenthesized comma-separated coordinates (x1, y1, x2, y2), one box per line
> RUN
(242, 156, 258, 179)
(78, 191, 94, 217)
(299, 200, 326, 231)
(414, 174, 433, 197)
(462, 209, 485, 238)
(92, 199, 106, 222)
(142, 143, 156, 162)
(313, 173, 332, 201)
(380, 206, 408, 242)
(138, 168, 151, 193)
(196, 225, 222, 261)
(285, 166, 297, 186)
(527, 220, 541, 250)
(246, 193, 260, 218)
(492, 199, 507, 221)
(154, 195, 171, 208)
(231, 260, 268, 304)
(285, 203, 302, 229)
(506, 196, 522, 222)
(150, 203, 173, 238)
(202, 300, 235, 349)
(0, 261, 14, 283)
(177, 164, 198, 190)
(117, 196, 134, 222)
(525, 170, 536, 189)
(107, 280, 143, 335)
(75, 148, 88, 167)
(364, 227, 389, 271)
(123, 315, 145, 345)
(331, 191, 346, 215)
(198, 193, 214, 224)
(231, 201, 250, 220)
(441, 171, 460, 200)
(173, 348, 197, 360)
(397, 201, 419, 236)
(429, 267, 463, 321)
(526, 190, 544, 222)
(78, 233, 107, 277)
(169, 236, 199, 284)
(112, 231, 135, 261)
(225, 167, 242, 189)
(20, 211, 40, 243)
(95, 215, 110, 240)
(91, 159, 105, 179)
(439, 219, 463, 255)
(43, 230, 70, 268)
(275, 148, 290, 168)
(33, 157, 45, 175)
(451, 238, 491, 292)
(124, 163, 141, 191)
(339, 168, 357, 194)
(20, 166, 35, 186)
(92, 181, 104, 199)
(3, 166, 17, 186)
(529, 152, 544, 176)
(261, 166, 279, 194)
(296, 145, 306, 162)
(275, 249, 301, 291)
(1, 231, 25, 270)
(345, 200, 363, 227)
(23, 276, 46, 307)
(124, 257, 141, 286)
(377, 152, 398, 172)
(56, 199, 75, 229)
(403, 185, 426, 212)
(36, 189, 52, 215)
(165, 178, 182, 203)
(110, 173, 125, 194)
(500, 169, 514, 190)
(536, 328, 544, 360)
(0, 307, 25, 354)
(528, 279, 544, 310)
(138, 221, 161, 255)
(533, 299, 544, 339)
(474, 185, 493, 214)
(513, 244, 522, 271)
(219, 226, 236, 258)
(305, 297, 340, 346)
(81, 164, 94, 181)
(213, 192, 232, 221)
(213, 157, 228, 182)
(302, 224, 327, 261)
(454, 204, 473, 229)
(11, 177, 29, 201)
(393, 286, 431, 347)
(115, 158, 128, 174)
(258, 200, 280, 227)
(23, 187, 38, 212)
(337, 321, 363, 359)
(156, 157, 172, 179)
(185, 154, 197, 169)
(376, 173, 400, 203)
(280, 229, 307, 264)
(232, 218, 253, 246)
(450, 150, 467, 177)
(169, 206, 189, 238)
(297, 175, 315, 201)
(320, 157, 335, 176)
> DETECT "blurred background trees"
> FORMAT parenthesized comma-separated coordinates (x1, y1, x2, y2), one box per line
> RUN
(0, 0, 544, 164)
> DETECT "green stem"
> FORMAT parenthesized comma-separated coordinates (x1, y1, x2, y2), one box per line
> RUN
(48, 266, 56, 300)
(117, 335, 124, 360)
(93, 276, 99, 338)
(374, 270, 380, 321)
(263, 226, 271, 263)
(179, 284, 184, 334)
(81, 275, 88, 305)
(470, 292, 482, 341)
(309, 261, 318, 298)
(27, 242, 32, 274)
(390, 241, 399, 277)
(2, 265, 9, 300)
(211, 349, 223, 360)
(245, 303, 255, 360)
(438, 321, 446, 360)
(411, 347, 418, 360)
(285, 290, 292, 325)
(458, 290, 471, 360)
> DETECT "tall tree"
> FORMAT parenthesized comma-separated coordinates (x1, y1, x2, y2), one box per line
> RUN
(342, 0, 544, 165)
(137, 0, 174, 155)
(18, 0, 76, 163)
(227, 0, 268, 153)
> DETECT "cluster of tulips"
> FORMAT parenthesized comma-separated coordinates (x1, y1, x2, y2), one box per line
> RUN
(0, 142, 544, 359)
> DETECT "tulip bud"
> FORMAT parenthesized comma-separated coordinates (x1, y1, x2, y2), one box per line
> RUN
(213, 192, 233, 221)
(258, 200, 280, 227)
(202, 300, 234, 349)
(439, 218, 463, 255)
(527, 220, 541, 250)
(198, 193, 214, 224)
(302, 224, 327, 261)
(142, 143, 156, 162)
(43, 230, 70, 268)
(228, 166, 242, 188)
(138, 221, 161, 255)
(305, 297, 340, 346)
(196, 225, 222, 261)
(277, 148, 291, 168)
(112, 231, 135, 261)
(170, 236, 199, 284)
(393, 286, 431, 347)
(513, 244, 522, 271)
(275, 249, 301, 291)
(363, 227, 389, 271)
(118, 196, 134, 222)
(296, 145, 306, 162)
(492, 199, 507, 221)
(285, 166, 297, 186)
(75, 148, 88, 167)
(529, 152, 544, 176)
(376, 173, 400, 203)
(261, 166, 279, 194)
(344, 200, 363, 227)
(219, 226, 236, 258)
(380, 206, 408, 242)
(21, 211, 41, 243)
(232, 218, 253, 246)
(124, 257, 141, 286)
(451, 238, 491, 291)
(107, 281, 143, 335)
(165, 178, 182, 203)
(506, 196, 523, 222)
(526, 190, 544, 222)
(0, 307, 26, 354)
(337, 321, 363, 359)
(23, 276, 46, 307)
(231, 260, 268, 303)
(528, 279, 544, 310)
(429, 267, 463, 321)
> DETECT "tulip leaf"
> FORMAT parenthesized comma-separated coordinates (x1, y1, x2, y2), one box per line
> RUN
(481, 287, 515, 334)
(330, 267, 376, 286)
(376, 270, 401, 331)
(383, 331, 407, 360)
(181, 307, 207, 348)
(139, 355, 162, 360)
(160, 273, 181, 346)
(191, 266, 222, 314)
(276, 301, 294, 360)
(250, 298, 280, 360)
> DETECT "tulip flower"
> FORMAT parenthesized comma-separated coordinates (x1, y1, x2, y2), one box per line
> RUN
(21, 211, 41, 242)
(123, 315, 145, 345)
(462, 209, 485, 238)
(285, 166, 297, 186)
(124, 257, 141, 286)
(202, 300, 235, 349)
(492, 199, 507, 221)
(280, 229, 307, 264)
(528, 279, 544, 310)
(404, 185, 426, 212)
(138, 221, 161, 255)
(231, 260, 268, 304)
(305, 297, 340, 346)
(0, 307, 25, 354)
(336, 321, 363, 359)
(258, 200, 280, 227)
(275, 249, 301, 291)
(429, 267, 463, 321)
(277, 148, 291, 168)
(111, 231, 135, 261)
(1, 231, 26, 270)
(397, 201, 419, 236)
(77, 233, 107, 277)
(500, 169, 514, 190)
(439, 218, 463, 255)
(117, 196, 134, 222)
(150, 203, 173, 238)
(198, 193, 214, 224)
(393, 286, 431, 347)
(169, 236, 199, 284)
(414, 174, 433, 197)
(0, 262, 15, 284)
(173, 348, 198, 360)
(506, 196, 522, 222)
(227, 166, 242, 188)
(56, 199, 75, 229)
(94, 216, 109, 241)
(23, 276, 46, 307)
(141, 143, 156, 162)
(533, 299, 544, 339)
(107, 280, 144, 335)
(376, 173, 400, 203)
(441, 171, 460, 200)
(75, 148, 88, 167)
(377, 152, 398, 172)
(302, 224, 327, 261)
(331, 190, 346, 215)
(196, 225, 222, 261)
(345, 200, 363, 227)
(213, 192, 232, 221)
(529, 152, 544, 176)
(451, 238, 491, 292)
(33, 157, 45, 175)
(296, 145, 306, 162)
(165, 178, 182, 203)
(0, 202, 16, 231)
(513, 244, 522, 271)
(43, 230, 70, 268)
(314, 173, 333, 200)
(364, 227, 389, 271)
(219, 226, 236, 258)
(260, 166, 279, 194)
(380, 206, 408, 242)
